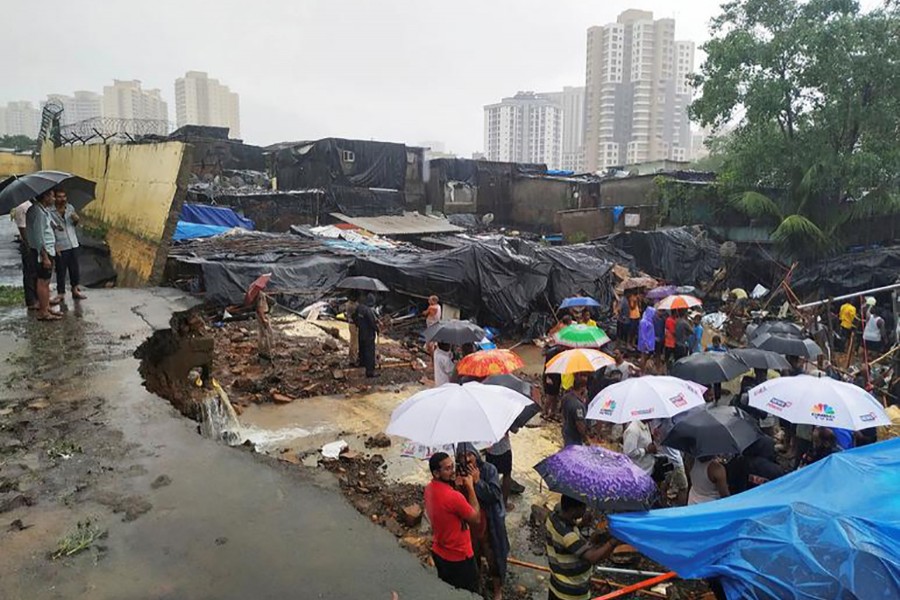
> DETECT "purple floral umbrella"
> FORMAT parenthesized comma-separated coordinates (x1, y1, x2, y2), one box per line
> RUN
(534, 445, 657, 512)
(646, 285, 677, 301)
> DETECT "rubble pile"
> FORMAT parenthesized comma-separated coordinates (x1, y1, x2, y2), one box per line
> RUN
(320, 452, 433, 563)
(209, 319, 428, 409)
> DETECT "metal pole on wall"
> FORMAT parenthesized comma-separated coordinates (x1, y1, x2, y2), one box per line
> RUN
(796, 283, 900, 310)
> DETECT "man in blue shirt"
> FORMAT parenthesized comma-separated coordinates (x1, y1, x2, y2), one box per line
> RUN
(25, 190, 62, 321)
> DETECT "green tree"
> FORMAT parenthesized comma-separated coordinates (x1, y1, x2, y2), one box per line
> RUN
(691, 0, 900, 260)
(0, 135, 37, 152)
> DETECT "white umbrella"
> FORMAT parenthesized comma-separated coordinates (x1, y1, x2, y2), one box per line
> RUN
(586, 376, 707, 424)
(385, 382, 532, 446)
(747, 375, 890, 431)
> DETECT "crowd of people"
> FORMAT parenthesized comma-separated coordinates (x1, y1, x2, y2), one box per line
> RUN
(10, 188, 86, 320)
(418, 288, 898, 600)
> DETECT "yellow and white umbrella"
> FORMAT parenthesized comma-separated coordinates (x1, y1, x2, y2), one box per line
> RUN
(545, 348, 615, 375)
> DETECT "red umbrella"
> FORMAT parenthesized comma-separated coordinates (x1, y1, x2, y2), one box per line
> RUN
(243, 273, 272, 306)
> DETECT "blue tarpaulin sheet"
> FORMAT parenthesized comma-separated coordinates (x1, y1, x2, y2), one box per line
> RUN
(609, 438, 900, 599)
(174, 221, 233, 241)
(180, 203, 254, 229)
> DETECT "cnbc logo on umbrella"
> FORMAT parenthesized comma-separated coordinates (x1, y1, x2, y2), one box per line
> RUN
(811, 403, 836, 421)
(597, 399, 616, 416)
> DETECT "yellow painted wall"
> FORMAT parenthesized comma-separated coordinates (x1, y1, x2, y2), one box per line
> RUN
(40, 141, 189, 286)
(0, 153, 38, 177)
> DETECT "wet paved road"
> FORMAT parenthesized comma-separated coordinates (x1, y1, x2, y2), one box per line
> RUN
(0, 287, 470, 600)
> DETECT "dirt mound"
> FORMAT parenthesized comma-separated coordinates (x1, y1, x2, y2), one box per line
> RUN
(320, 452, 432, 562)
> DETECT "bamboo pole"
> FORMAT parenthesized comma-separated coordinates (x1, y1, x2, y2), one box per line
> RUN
(505, 557, 669, 599)
(592, 572, 679, 600)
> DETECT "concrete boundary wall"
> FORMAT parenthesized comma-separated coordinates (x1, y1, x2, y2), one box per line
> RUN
(0, 152, 38, 177)
(41, 141, 192, 286)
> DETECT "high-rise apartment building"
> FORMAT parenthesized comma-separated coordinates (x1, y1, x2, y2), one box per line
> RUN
(584, 10, 695, 172)
(540, 86, 586, 172)
(174, 71, 240, 138)
(44, 91, 102, 126)
(102, 80, 169, 135)
(484, 91, 562, 168)
(0, 101, 41, 138)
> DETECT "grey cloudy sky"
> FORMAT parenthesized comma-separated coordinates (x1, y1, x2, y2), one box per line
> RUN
(8, 0, 725, 154)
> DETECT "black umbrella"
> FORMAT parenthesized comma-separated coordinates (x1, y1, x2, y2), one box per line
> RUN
(336, 276, 389, 292)
(671, 352, 749, 385)
(0, 171, 96, 214)
(482, 374, 540, 429)
(728, 348, 791, 372)
(750, 333, 821, 359)
(423, 319, 485, 345)
(662, 405, 762, 458)
(750, 321, 804, 339)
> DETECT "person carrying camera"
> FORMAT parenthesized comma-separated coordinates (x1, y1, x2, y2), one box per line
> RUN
(424, 451, 481, 592)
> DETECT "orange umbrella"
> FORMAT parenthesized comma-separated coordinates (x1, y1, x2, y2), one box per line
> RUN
(655, 294, 702, 311)
(456, 349, 524, 378)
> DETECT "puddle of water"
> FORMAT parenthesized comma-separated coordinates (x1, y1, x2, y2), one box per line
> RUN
(236, 377, 565, 513)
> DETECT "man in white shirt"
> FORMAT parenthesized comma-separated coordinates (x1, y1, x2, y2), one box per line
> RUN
(433, 342, 455, 387)
(612, 349, 639, 380)
(11, 199, 38, 308)
(623, 419, 656, 474)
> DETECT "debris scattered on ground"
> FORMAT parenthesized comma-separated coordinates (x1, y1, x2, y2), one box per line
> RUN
(51, 519, 106, 560)
(365, 433, 392, 448)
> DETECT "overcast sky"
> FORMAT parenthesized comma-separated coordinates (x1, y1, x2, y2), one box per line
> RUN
(8, 0, 727, 154)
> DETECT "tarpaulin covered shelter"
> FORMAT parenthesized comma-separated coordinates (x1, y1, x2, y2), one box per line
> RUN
(166, 232, 629, 327)
(604, 227, 721, 285)
(609, 438, 900, 599)
(270, 138, 409, 191)
(788, 245, 900, 299)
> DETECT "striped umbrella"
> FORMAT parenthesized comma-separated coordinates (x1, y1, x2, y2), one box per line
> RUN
(552, 324, 611, 348)
(456, 349, 524, 378)
(655, 294, 702, 311)
(545, 348, 615, 375)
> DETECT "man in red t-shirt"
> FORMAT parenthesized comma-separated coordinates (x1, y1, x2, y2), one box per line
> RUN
(424, 451, 481, 592)
(664, 311, 677, 364)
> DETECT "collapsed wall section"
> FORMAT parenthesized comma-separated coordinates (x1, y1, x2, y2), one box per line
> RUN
(41, 141, 192, 286)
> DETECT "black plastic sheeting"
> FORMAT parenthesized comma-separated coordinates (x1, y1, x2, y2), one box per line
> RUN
(172, 236, 630, 328)
(604, 227, 721, 285)
(272, 138, 408, 191)
(331, 186, 404, 217)
(195, 254, 355, 309)
(354, 241, 550, 326)
(788, 245, 900, 299)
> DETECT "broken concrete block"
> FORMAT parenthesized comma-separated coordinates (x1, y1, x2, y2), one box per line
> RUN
(401, 504, 423, 528)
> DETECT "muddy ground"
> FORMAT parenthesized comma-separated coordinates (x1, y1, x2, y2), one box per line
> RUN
(0, 288, 471, 600)
(131, 310, 712, 600)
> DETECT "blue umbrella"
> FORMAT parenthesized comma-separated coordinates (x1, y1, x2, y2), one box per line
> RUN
(534, 445, 657, 512)
(559, 296, 601, 309)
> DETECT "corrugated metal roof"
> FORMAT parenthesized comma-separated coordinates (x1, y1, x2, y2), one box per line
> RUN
(330, 212, 465, 236)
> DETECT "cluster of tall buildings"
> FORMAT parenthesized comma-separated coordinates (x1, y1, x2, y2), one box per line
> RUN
(0, 71, 240, 141)
(484, 9, 697, 173)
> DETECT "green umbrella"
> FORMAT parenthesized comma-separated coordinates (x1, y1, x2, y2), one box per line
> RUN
(552, 324, 611, 348)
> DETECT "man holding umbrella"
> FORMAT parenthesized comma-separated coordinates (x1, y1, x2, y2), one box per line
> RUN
(25, 190, 62, 321)
(11, 198, 37, 309)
